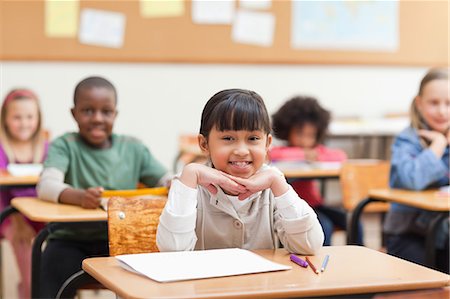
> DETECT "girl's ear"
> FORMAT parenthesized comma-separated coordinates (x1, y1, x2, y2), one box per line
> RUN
(198, 134, 209, 155)
(414, 95, 421, 112)
(266, 134, 273, 150)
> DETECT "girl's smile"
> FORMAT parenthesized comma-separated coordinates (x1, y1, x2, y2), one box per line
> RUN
(200, 128, 272, 179)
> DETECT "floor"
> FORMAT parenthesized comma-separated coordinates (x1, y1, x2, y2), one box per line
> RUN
(2, 213, 383, 299)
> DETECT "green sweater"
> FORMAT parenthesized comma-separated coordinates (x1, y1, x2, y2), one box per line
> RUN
(44, 132, 167, 240)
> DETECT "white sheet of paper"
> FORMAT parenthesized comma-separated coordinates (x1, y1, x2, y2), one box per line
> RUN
(192, 0, 235, 24)
(116, 248, 291, 282)
(79, 8, 126, 48)
(232, 10, 275, 47)
(239, 0, 271, 10)
(7, 164, 43, 176)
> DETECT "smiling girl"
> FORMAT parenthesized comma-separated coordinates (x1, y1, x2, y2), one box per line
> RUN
(157, 89, 324, 254)
(384, 68, 449, 273)
(0, 88, 48, 299)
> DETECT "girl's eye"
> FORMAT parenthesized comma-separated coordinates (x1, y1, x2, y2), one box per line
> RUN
(222, 136, 233, 141)
(249, 136, 261, 141)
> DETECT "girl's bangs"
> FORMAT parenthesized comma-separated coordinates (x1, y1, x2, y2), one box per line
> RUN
(214, 99, 269, 133)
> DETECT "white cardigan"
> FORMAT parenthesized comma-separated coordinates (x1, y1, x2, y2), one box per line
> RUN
(157, 167, 324, 255)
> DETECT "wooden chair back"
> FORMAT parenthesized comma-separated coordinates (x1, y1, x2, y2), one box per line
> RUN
(340, 160, 391, 212)
(107, 196, 167, 256)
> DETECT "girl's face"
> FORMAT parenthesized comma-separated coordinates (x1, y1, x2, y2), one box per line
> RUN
(288, 122, 317, 149)
(200, 127, 272, 178)
(416, 79, 450, 133)
(5, 98, 40, 142)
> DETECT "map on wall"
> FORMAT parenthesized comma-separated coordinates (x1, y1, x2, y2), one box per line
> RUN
(291, 0, 399, 52)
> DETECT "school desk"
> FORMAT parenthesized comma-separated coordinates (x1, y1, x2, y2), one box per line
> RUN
(272, 161, 341, 197)
(10, 197, 106, 298)
(348, 188, 450, 267)
(0, 170, 39, 188)
(373, 286, 450, 299)
(82, 246, 449, 299)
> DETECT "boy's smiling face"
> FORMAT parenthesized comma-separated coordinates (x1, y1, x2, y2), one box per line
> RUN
(71, 86, 117, 148)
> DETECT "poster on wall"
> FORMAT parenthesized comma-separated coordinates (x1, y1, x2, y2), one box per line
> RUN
(291, 1, 399, 52)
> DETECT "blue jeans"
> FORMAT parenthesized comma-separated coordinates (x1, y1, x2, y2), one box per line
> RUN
(316, 205, 363, 246)
(386, 233, 449, 274)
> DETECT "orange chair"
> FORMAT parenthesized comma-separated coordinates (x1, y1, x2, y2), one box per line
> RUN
(339, 160, 391, 245)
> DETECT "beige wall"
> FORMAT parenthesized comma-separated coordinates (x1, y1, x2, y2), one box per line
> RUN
(0, 62, 426, 170)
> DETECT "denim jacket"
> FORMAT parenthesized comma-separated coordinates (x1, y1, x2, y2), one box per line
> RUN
(384, 126, 449, 246)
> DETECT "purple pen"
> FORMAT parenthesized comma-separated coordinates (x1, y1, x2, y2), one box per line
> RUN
(290, 254, 308, 268)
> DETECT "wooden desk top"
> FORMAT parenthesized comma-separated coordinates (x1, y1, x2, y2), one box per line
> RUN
(83, 246, 450, 299)
(283, 167, 341, 179)
(271, 162, 341, 179)
(369, 188, 450, 212)
(0, 171, 39, 186)
(11, 197, 106, 222)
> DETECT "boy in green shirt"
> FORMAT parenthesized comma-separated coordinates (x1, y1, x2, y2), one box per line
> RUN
(37, 76, 168, 298)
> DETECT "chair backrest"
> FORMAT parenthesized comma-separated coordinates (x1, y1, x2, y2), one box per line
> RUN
(107, 196, 167, 256)
(340, 160, 391, 212)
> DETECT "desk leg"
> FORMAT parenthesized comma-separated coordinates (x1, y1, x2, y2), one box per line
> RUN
(31, 222, 107, 298)
(425, 213, 447, 268)
(0, 206, 18, 224)
(347, 198, 384, 245)
(0, 206, 18, 299)
(31, 223, 52, 299)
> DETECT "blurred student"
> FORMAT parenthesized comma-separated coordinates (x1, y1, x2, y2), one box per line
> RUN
(384, 68, 449, 273)
(0, 88, 48, 299)
(37, 76, 168, 297)
(157, 89, 324, 254)
(270, 96, 362, 246)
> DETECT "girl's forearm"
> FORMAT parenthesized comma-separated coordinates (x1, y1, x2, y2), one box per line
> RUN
(271, 171, 290, 197)
(179, 163, 200, 189)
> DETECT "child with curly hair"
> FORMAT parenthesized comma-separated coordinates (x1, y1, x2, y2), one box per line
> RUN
(271, 96, 362, 246)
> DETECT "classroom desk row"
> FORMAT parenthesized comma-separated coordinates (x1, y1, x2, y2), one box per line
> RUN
(83, 246, 449, 299)
(1, 168, 449, 298)
(1, 193, 448, 299)
(348, 188, 450, 267)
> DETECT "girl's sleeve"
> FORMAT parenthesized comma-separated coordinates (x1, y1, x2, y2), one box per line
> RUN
(316, 145, 347, 162)
(273, 186, 324, 255)
(0, 144, 9, 170)
(390, 136, 448, 190)
(156, 178, 198, 251)
(269, 147, 305, 161)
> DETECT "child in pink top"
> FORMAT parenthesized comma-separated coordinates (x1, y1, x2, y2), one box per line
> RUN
(0, 89, 48, 299)
(271, 96, 362, 245)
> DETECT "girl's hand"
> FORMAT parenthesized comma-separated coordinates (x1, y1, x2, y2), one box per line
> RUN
(304, 148, 318, 162)
(418, 129, 448, 158)
(226, 168, 289, 200)
(10, 214, 35, 245)
(180, 163, 247, 195)
(80, 186, 104, 209)
(418, 129, 447, 144)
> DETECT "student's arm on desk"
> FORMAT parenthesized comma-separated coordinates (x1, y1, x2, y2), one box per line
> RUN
(157, 178, 198, 252)
(273, 186, 324, 255)
(37, 167, 103, 209)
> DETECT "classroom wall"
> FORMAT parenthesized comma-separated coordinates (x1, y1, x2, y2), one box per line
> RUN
(0, 62, 426, 170)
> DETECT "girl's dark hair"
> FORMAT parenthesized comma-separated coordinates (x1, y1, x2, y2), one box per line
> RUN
(272, 96, 330, 144)
(73, 76, 117, 105)
(199, 89, 271, 137)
